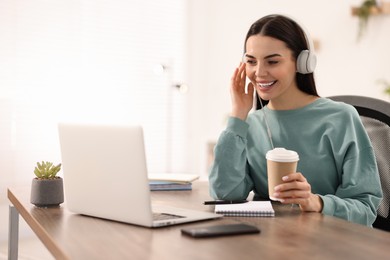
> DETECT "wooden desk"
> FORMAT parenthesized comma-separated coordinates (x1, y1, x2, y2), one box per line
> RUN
(8, 182, 390, 260)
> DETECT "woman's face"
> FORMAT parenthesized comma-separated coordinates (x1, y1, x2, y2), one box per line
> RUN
(244, 35, 298, 104)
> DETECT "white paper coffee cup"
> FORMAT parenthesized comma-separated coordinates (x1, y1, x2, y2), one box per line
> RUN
(266, 148, 299, 201)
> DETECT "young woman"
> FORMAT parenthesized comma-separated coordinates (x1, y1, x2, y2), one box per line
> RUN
(208, 14, 382, 226)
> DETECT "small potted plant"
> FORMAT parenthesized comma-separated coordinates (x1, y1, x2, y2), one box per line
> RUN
(30, 161, 64, 207)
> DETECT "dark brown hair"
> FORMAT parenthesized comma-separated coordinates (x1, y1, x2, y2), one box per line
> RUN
(245, 15, 319, 107)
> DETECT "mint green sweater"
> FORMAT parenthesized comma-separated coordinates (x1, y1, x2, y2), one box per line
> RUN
(209, 98, 382, 226)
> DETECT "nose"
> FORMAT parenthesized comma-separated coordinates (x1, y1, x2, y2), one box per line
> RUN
(255, 64, 267, 77)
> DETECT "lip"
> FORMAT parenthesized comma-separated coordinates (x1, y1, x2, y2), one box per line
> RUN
(256, 80, 277, 89)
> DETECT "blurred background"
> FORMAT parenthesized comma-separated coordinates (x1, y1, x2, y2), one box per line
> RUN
(1, 0, 390, 258)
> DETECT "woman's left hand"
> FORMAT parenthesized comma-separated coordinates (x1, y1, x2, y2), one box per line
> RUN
(273, 172, 323, 212)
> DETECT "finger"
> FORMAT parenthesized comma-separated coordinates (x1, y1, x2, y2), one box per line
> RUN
(230, 67, 239, 86)
(230, 68, 242, 93)
(232, 64, 246, 94)
(239, 64, 247, 86)
(238, 61, 245, 73)
(278, 197, 310, 205)
(231, 63, 244, 83)
(275, 181, 311, 193)
(273, 189, 311, 200)
(282, 172, 307, 182)
(274, 176, 311, 195)
(247, 82, 254, 96)
(236, 63, 246, 86)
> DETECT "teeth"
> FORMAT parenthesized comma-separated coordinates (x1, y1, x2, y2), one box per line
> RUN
(258, 81, 276, 88)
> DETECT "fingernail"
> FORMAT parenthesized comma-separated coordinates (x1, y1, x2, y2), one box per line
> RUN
(282, 176, 289, 181)
(274, 186, 280, 191)
(273, 192, 280, 197)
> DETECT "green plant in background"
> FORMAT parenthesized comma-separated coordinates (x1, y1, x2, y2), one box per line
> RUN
(34, 161, 62, 179)
(385, 87, 390, 96)
(356, 0, 378, 40)
(377, 79, 390, 97)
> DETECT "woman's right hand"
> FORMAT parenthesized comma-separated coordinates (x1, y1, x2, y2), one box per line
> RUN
(230, 62, 254, 121)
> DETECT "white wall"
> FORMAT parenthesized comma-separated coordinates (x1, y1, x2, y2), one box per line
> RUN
(187, 0, 390, 177)
(1, 0, 389, 185)
(0, 0, 188, 195)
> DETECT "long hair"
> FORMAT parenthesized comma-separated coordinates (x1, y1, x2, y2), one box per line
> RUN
(244, 15, 319, 108)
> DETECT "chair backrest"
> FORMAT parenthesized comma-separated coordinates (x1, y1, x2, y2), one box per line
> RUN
(328, 95, 390, 231)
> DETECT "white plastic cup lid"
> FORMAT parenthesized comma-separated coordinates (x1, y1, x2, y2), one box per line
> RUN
(266, 147, 299, 162)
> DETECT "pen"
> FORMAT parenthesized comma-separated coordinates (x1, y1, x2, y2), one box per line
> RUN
(203, 200, 248, 205)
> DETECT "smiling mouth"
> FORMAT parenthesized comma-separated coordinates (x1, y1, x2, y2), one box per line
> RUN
(258, 81, 277, 88)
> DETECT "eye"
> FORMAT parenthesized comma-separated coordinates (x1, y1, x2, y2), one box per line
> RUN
(267, 60, 279, 65)
(244, 58, 257, 65)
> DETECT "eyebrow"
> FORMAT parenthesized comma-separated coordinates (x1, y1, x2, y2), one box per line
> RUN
(244, 53, 282, 59)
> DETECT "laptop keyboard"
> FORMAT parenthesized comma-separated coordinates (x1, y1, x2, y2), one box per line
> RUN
(153, 212, 184, 221)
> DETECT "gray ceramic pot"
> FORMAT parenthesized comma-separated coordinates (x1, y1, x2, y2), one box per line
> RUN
(30, 177, 64, 207)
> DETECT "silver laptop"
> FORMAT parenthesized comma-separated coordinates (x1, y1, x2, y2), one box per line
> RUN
(58, 123, 222, 227)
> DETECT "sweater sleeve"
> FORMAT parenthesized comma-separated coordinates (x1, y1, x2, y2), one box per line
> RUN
(208, 117, 254, 200)
(320, 147, 382, 226)
(319, 107, 383, 226)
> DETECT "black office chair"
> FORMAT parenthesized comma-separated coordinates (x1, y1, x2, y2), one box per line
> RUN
(328, 95, 390, 231)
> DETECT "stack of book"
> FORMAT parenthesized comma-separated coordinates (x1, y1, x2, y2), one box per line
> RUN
(148, 173, 199, 191)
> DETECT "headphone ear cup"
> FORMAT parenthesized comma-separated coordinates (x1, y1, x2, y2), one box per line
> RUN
(297, 50, 317, 74)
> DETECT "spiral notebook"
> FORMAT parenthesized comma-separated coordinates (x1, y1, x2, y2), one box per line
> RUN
(215, 201, 275, 217)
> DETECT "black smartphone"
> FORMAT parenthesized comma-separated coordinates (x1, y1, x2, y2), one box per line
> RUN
(181, 223, 260, 238)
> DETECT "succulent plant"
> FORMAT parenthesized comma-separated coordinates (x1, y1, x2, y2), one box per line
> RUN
(34, 161, 62, 179)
